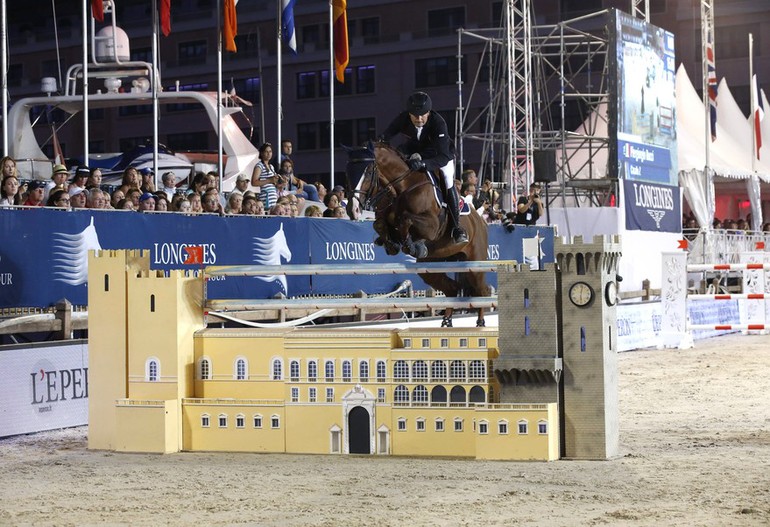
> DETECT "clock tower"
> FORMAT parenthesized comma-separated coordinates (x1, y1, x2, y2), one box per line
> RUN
(557, 235, 621, 459)
(495, 235, 621, 460)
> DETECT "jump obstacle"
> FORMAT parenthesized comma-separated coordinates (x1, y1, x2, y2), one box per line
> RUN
(661, 252, 770, 345)
(203, 261, 510, 322)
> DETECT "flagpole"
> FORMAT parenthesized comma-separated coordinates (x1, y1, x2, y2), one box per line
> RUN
(82, 0, 90, 167)
(277, 0, 282, 157)
(152, 0, 160, 189)
(329, 0, 335, 189)
(750, 33, 756, 173)
(257, 27, 266, 145)
(217, 0, 224, 187)
(1, 0, 8, 156)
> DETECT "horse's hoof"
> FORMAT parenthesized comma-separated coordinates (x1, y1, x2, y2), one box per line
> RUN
(415, 243, 428, 259)
(476, 319, 486, 328)
(374, 237, 384, 246)
(386, 245, 399, 256)
(441, 316, 453, 328)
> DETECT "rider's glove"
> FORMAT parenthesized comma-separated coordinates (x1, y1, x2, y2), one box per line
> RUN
(408, 159, 426, 171)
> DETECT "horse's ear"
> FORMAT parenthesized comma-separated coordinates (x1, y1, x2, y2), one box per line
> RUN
(340, 144, 356, 153)
(366, 140, 375, 154)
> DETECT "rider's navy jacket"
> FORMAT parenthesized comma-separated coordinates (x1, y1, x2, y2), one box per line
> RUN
(381, 110, 454, 172)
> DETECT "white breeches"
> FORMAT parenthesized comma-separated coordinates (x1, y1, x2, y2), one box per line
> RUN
(439, 161, 455, 191)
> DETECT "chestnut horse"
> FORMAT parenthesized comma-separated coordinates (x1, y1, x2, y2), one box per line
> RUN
(346, 142, 490, 327)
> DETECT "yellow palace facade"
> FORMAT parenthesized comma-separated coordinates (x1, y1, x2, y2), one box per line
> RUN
(88, 250, 559, 461)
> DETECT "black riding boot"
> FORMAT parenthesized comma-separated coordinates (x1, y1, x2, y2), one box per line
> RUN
(445, 187, 469, 244)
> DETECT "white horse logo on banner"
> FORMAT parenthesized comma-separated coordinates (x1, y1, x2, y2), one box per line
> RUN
(253, 223, 292, 294)
(52, 217, 103, 285)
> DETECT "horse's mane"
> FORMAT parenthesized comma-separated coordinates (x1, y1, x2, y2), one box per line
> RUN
(374, 140, 408, 163)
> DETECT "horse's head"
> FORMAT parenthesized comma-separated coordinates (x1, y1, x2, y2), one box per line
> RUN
(275, 223, 292, 263)
(373, 142, 409, 176)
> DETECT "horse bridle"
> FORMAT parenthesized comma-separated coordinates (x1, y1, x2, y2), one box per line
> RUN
(354, 157, 425, 212)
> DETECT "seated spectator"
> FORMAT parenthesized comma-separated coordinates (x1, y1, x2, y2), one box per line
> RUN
(1, 175, 21, 207)
(330, 185, 347, 206)
(137, 192, 156, 212)
(86, 167, 103, 190)
(87, 189, 109, 209)
(140, 167, 156, 193)
(763, 222, 770, 232)
(323, 192, 341, 212)
(68, 186, 89, 209)
(70, 166, 90, 192)
(332, 206, 347, 218)
(160, 171, 177, 198)
(24, 180, 46, 206)
(45, 164, 70, 201)
(736, 218, 747, 231)
(1, 155, 17, 178)
(712, 218, 723, 229)
(116, 198, 135, 211)
(190, 172, 208, 195)
(176, 198, 192, 213)
(304, 204, 322, 217)
(188, 192, 203, 213)
(118, 167, 141, 195)
(269, 202, 289, 216)
(314, 181, 327, 203)
(279, 158, 320, 202)
(202, 189, 223, 214)
(234, 173, 251, 195)
(126, 188, 142, 208)
(241, 196, 265, 215)
(47, 188, 71, 208)
(110, 189, 125, 208)
(225, 192, 243, 214)
(154, 193, 169, 211)
(170, 193, 185, 211)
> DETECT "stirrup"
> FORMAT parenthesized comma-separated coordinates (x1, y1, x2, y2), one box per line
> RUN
(452, 228, 469, 244)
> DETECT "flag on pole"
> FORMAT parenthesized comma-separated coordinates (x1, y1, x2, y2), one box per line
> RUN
(160, 0, 171, 36)
(223, 0, 238, 52)
(753, 74, 764, 159)
(332, 0, 349, 83)
(282, 0, 297, 54)
(706, 30, 718, 141)
(91, 0, 104, 22)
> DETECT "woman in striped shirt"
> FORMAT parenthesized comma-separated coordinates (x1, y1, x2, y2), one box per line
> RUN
(250, 142, 283, 209)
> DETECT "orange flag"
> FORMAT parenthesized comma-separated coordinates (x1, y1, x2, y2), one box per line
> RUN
(160, 0, 171, 37)
(91, 0, 104, 22)
(332, 0, 349, 82)
(677, 239, 689, 250)
(223, 0, 238, 53)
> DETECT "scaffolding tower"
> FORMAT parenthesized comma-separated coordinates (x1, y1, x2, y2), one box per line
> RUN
(456, 1, 650, 210)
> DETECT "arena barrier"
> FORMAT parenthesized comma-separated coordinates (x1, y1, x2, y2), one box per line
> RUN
(203, 261, 507, 320)
(660, 251, 769, 347)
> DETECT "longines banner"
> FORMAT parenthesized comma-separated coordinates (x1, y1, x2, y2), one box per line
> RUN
(623, 178, 681, 233)
(0, 340, 88, 437)
(0, 209, 554, 308)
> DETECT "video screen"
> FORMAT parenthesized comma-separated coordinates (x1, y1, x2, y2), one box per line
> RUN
(612, 10, 677, 186)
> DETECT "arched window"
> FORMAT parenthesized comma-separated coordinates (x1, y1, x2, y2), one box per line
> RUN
(412, 360, 428, 381)
(431, 385, 447, 403)
(431, 360, 447, 381)
(290, 360, 300, 381)
(376, 360, 387, 382)
(518, 419, 529, 434)
(146, 357, 160, 382)
(199, 357, 211, 380)
(342, 360, 352, 382)
(235, 358, 247, 380)
(307, 360, 318, 382)
(201, 414, 210, 428)
(359, 360, 369, 382)
(412, 385, 429, 404)
(469, 385, 486, 403)
(393, 360, 409, 381)
(272, 358, 283, 380)
(469, 360, 485, 380)
(394, 384, 409, 402)
(325, 360, 335, 382)
(450, 360, 466, 381)
(450, 385, 466, 403)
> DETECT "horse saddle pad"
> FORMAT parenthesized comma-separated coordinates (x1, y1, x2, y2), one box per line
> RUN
(426, 173, 473, 216)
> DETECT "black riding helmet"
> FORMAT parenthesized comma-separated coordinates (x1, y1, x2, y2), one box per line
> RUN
(407, 91, 432, 116)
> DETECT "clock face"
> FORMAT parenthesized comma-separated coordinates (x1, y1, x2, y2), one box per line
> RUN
(605, 281, 618, 306)
(569, 281, 594, 307)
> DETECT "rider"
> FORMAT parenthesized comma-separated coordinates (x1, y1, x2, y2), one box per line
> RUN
(380, 91, 469, 244)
